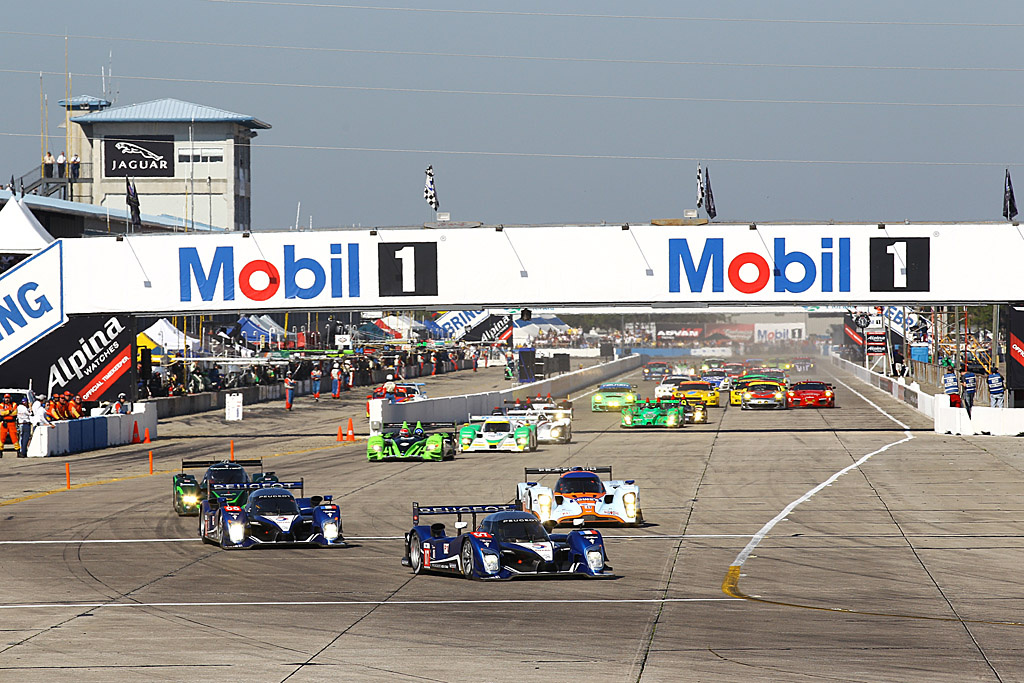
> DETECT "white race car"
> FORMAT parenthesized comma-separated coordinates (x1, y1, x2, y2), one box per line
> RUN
(516, 466, 642, 530)
(505, 409, 572, 444)
(458, 415, 538, 452)
(654, 375, 693, 399)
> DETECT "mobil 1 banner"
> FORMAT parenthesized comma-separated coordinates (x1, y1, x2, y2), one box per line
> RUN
(103, 135, 174, 177)
(0, 315, 135, 401)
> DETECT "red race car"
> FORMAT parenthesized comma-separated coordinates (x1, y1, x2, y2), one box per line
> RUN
(786, 381, 835, 408)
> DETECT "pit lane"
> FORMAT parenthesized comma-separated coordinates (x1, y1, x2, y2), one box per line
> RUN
(2, 363, 1022, 682)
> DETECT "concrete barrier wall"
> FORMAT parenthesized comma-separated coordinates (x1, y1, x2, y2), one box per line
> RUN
(28, 403, 158, 457)
(830, 353, 936, 418)
(375, 355, 645, 429)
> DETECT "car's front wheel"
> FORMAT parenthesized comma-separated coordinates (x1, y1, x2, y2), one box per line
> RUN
(461, 540, 476, 579)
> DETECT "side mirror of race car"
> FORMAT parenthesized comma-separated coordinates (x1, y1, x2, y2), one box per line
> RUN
(573, 517, 585, 526)
(455, 521, 469, 531)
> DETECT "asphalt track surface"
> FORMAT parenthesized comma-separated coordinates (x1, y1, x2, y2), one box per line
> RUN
(2, 363, 1024, 682)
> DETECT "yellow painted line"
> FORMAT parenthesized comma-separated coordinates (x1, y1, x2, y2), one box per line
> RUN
(722, 565, 1024, 627)
(0, 442, 348, 508)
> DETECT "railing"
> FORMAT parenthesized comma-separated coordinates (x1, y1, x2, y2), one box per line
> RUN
(13, 163, 94, 199)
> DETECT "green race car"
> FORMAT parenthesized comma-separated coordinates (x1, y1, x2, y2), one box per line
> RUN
(458, 414, 538, 452)
(171, 459, 278, 516)
(366, 421, 456, 462)
(592, 383, 638, 412)
(620, 400, 688, 428)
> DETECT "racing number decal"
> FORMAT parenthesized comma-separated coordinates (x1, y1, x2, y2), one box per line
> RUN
(423, 543, 431, 568)
(378, 243, 438, 296)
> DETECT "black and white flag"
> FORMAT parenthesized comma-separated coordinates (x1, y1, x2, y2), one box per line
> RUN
(704, 167, 717, 220)
(696, 163, 704, 208)
(423, 165, 439, 212)
(1004, 168, 1018, 221)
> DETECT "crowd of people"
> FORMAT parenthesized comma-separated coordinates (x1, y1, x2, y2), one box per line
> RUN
(0, 389, 132, 458)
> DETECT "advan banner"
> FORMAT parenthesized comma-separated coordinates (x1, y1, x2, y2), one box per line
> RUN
(0, 314, 135, 400)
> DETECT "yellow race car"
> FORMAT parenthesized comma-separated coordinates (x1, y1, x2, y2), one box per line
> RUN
(730, 378, 784, 405)
(670, 381, 720, 407)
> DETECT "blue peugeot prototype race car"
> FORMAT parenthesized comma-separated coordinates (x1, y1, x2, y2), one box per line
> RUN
(402, 503, 613, 580)
(199, 482, 346, 549)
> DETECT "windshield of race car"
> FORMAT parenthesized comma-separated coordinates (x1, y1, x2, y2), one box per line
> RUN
(600, 384, 632, 391)
(793, 382, 828, 391)
(675, 382, 712, 391)
(483, 421, 511, 433)
(747, 383, 781, 392)
(704, 370, 726, 377)
(496, 518, 549, 543)
(205, 467, 247, 484)
(555, 473, 604, 494)
(249, 494, 299, 516)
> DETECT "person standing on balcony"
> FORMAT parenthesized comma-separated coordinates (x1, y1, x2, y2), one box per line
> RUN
(43, 151, 54, 178)
(70, 153, 80, 180)
(56, 151, 66, 178)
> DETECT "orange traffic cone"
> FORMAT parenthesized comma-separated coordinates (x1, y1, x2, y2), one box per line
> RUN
(337, 426, 345, 442)
(143, 427, 151, 443)
(131, 422, 141, 444)
(346, 418, 356, 442)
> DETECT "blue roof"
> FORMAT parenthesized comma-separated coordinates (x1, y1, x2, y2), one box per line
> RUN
(0, 190, 221, 232)
(72, 98, 271, 129)
(58, 95, 112, 110)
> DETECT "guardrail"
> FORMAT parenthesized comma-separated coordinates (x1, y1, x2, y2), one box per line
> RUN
(371, 354, 645, 431)
(830, 353, 936, 418)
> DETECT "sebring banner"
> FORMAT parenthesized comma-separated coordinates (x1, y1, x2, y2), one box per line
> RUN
(0, 241, 65, 365)
(56, 223, 1024, 314)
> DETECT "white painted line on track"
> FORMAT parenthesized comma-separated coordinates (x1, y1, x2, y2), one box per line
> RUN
(0, 533, 751, 545)
(0, 597, 741, 611)
(729, 376, 914, 568)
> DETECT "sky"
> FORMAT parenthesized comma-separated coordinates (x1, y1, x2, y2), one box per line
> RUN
(2, 1, 1023, 230)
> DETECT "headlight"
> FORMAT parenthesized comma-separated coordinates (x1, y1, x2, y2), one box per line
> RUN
(461, 437, 471, 445)
(372, 444, 383, 452)
(586, 549, 604, 571)
(322, 521, 339, 541)
(594, 395, 603, 402)
(625, 394, 635, 403)
(550, 427, 561, 437)
(517, 437, 528, 445)
(537, 493, 552, 520)
(623, 414, 632, 424)
(482, 553, 500, 574)
(666, 415, 676, 425)
(182, 494, 198, 506)
(623, 491, 637, 518)
(227, 521, 246, 544)
(825, 390, 833, 396)
(743, 392, 751, 400)
(426, 442, 439, 451)
(788, 391, 794, 397)
(774, 392, 783, 400)
(555, 411, 566, 420)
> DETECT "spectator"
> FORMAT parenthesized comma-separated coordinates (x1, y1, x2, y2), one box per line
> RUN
(43, 151, 54, 178)
(70, 153, 80, 180)
(961, 369, 976, 414)
(941, 369, 959, 407)
(987, 370, 1005, 408)
(16, 398, 31, 457)
(56, 151, 66, 178)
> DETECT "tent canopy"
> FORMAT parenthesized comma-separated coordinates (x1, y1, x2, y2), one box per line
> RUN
(141, 319, 200, 352)
(0, 198, 55, 254)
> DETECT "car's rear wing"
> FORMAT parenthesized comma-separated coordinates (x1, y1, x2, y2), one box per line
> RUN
(381, 422, 456, 431)
(411, 502, 518, 529)
(209, 480, 303, 499)
(524, 466, 612, 481)
(181, 459, 262, 471)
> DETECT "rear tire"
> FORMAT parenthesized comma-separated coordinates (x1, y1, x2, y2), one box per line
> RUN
(408, 537, 424, 574)
(461, 540, 476, 579)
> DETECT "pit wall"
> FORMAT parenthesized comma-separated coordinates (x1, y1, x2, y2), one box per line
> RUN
(830, 353, 1024, 436)
(27, 403, 158, 457)
(372, 354, 645, 431)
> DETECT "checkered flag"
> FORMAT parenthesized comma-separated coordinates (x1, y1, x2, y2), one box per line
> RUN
(424, 165, 439, 212)
(696, 163, 705, 208)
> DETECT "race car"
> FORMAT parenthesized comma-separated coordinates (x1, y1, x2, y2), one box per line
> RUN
(364, 382, 427, 416)
(366, 421, 457, 461)
(504, 405, 572, 444)
(401, 502, 613, 580)
(701, 369, 730, 390)
(792, 357, 816, 373)
(723, 362, 746, 379)
(740, 382, 788, 410)
(199, 482, 346, 549)
(786, 381, 835, 408)
(641, 361, 671, 381)
(458, 415, 537, 452)
(671, 381, 721, 407)
(654, 375, 692, 400)
(681, 398, 709, 423)
(517, 466, 643, 529)
(730, 377, 779, 405)
(591, 383, 637, 411)
(620, 399, 687, 428)
(172, 459, 278, 516)
(762, 368, 790, 387)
